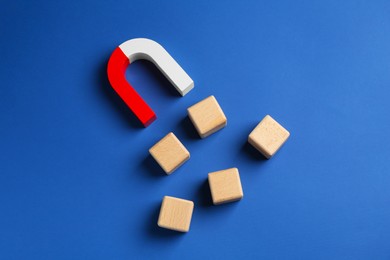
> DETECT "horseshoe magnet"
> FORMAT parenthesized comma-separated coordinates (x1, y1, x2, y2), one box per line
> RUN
(107, 38, 194, 127)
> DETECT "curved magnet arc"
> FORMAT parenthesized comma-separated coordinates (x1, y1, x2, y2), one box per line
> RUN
(107, 38, 194, 127)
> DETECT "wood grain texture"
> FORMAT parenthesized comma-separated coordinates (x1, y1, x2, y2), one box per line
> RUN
(157, 196, 194, 232)
(208, 168, 244, 205)
(248, 115, 290, 159)
(149, 132, 190, 174)
(187, 95, 227, 138)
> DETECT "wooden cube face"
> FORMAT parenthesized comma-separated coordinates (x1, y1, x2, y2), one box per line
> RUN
(248, 115, 290, 159)
(157, 196, 194, 232)
(208, 168, 244, 205)
(149, 132, 190, 174)
(187, 95, 227, 138)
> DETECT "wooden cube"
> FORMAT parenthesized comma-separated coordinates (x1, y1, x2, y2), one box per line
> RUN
(248, 115, 290, 159)
(157, 196, 194, 232)
(187, 95, 227, 138)
(208, 168, 244, 205)
(149, 132, 190, 174)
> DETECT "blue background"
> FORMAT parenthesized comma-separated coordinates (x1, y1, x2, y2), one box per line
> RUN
(1, 0, 390, 259)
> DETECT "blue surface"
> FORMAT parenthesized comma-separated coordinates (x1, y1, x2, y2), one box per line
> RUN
(1, 0, 390, 259)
